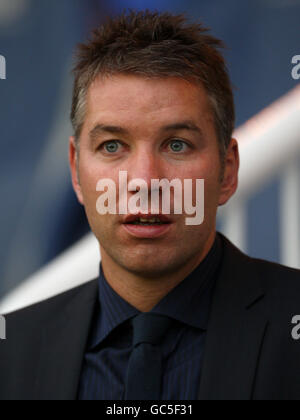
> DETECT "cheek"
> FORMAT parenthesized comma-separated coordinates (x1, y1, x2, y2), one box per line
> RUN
(79, 155, 108, 197)
(188, 158, 221, 210)
(180, 155, 220, 186)
(80, 171, 99, 200)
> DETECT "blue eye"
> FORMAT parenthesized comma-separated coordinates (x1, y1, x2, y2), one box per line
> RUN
(103, 141, 120, 153)
(169, 140, 187, 152)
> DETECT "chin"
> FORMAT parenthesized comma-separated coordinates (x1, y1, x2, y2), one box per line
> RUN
(118, 252, 185, 278)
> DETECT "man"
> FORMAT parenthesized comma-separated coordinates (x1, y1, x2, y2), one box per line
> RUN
(0, 10, 299, 401)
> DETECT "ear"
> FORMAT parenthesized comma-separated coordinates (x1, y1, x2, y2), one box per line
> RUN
(218, 138, 240, 206)
(69, 136, 84, 205)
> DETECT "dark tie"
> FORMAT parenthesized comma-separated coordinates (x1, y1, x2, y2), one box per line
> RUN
(124, 313, 173, 400)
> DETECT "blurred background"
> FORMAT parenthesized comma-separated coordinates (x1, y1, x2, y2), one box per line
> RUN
(0, 0, 299, 302)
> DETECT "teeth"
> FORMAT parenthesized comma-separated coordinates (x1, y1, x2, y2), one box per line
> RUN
(127, 216, 169, 224)
(139, 217, 159, 223)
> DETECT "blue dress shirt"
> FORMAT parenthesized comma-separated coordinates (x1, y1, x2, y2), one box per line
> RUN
(77, 233, 223, 400)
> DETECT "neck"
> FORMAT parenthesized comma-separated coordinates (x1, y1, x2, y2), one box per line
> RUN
(99, 231, 216, 312)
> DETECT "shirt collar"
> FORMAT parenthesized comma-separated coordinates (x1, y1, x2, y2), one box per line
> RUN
(87, 264, 139, 350)
(88, 232, 223, 350)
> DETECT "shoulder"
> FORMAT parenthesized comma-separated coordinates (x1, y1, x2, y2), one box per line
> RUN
(219, 232, 300, 311)
(220, 232, 300, 282)
(2, 278, 98, 331)
(0, 278, 98, 369)
(247, 254, 300, 315)
(249, 254, 300, 285)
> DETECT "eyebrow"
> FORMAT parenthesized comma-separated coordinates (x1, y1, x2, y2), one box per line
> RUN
(163, 121, 204, 135)
(90, 124, 129, 139)
(89, 120, 204, 142)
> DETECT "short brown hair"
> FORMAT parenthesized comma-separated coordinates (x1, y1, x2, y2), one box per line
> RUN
(71, 9, 235, 161)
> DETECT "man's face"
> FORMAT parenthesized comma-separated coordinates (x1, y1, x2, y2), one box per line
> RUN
(69, 74, 239, 278)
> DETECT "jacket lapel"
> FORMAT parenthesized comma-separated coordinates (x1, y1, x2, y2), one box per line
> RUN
(35, 279, 98, 400)
(199, 235, 269, 400)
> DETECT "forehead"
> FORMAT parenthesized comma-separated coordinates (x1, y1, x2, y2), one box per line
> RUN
(85, 74, 213, 128)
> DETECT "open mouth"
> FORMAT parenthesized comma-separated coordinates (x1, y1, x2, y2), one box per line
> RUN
(125, 216, 172, 226)
(122, 214, 173, 238)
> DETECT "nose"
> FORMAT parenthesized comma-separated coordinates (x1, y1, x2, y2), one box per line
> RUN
(118, 144, 179, 215)
(126, 146, 164, 193)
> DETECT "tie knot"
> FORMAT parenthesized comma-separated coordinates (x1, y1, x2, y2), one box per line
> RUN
(130, 313, 173, 347)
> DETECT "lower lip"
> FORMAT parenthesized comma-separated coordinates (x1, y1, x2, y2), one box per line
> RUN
(122, 223, 173, 238)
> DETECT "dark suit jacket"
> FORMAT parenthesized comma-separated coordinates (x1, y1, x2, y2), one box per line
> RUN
(1, 233, 300, 400)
